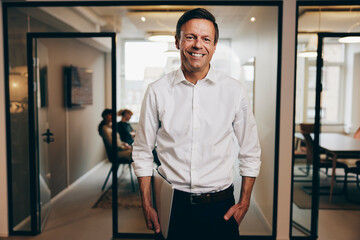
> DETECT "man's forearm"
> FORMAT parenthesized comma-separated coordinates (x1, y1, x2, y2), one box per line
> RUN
(239, 176, 256, 204)
(138, 176, 152, 208)
(138, 176, 161, 233)
(224, 176, 256, 224)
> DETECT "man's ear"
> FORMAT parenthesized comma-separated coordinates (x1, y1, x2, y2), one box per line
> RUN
(175, 35, 180, 50)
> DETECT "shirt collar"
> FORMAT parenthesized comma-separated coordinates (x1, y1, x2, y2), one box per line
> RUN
(173, 65, 217, 86)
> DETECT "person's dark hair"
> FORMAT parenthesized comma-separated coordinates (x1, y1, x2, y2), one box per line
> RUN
(98, 108, 111, 135)
(176, 8, 219, 44)
(101, 108, 112, 119)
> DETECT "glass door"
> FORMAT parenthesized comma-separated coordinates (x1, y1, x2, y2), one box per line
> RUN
(34, 39, 52, 231)
(27, 36, 53, 233)
(26, 32, 116, 235)
(292, 32, 360, 239)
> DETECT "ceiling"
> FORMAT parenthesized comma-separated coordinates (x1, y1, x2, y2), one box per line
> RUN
(87, 6, 252, 39)
(297, 6, 360, 44)
(13, 4, 360, 47)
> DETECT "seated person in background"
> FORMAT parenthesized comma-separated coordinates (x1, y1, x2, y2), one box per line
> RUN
(98, 109, 132, 163)
(117, 108, 160, 166)
(117, 109, 135, 145)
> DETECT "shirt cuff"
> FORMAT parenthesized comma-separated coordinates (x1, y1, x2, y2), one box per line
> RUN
(132, 161, 154, 177)
(239, 158, 261, 177)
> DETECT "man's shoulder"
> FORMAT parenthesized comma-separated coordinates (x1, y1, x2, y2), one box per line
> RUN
(147, 70, 176, 91)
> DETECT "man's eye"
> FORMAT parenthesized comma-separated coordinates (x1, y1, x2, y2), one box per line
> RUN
(186, 36, 194, 40)
(204, 38, 211, 42)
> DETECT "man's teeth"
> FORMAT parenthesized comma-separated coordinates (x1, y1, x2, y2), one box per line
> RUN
(191, 53, 203, 57)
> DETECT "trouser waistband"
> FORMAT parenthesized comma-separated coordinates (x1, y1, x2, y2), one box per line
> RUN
(173, 185, 234, 205)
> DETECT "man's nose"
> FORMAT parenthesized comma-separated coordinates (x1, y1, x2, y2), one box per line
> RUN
(193, 38, 203, 49)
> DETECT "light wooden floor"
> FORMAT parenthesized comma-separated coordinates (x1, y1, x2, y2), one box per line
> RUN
(3, 161, 360, 240)
(292, 163, 360, 239)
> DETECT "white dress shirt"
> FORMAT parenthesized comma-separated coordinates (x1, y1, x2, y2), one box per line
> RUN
(132, 67, 261, 194)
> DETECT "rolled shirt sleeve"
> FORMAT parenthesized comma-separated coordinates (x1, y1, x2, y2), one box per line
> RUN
(132, 85, 159, 177)
(233, 86, 261, 177)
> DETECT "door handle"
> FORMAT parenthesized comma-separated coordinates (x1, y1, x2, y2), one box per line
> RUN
(41, 129, 54, 144)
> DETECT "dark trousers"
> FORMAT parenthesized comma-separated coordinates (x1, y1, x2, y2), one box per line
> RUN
(157, 189, 240, 240)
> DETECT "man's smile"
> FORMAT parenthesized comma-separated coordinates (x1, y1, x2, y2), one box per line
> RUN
(189, 52, 205, 57)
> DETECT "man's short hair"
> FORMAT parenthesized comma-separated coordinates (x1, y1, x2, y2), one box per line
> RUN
(101, 108, 112, 119)
(176, 8, 219, 44)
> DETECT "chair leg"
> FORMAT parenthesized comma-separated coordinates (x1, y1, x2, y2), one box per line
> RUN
(102, 166, 112, 191)
(343, 171, 349, 199)
(129, 163, 135, 192)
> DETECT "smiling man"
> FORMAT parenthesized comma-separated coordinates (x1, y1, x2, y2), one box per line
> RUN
(133, 8, 261, 240)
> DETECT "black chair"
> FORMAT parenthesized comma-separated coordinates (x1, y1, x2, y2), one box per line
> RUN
(299, 123, 348, 195)
(101, 137, 135, 192)
(343, 160, 360, 201)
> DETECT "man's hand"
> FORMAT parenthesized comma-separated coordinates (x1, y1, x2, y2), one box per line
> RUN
(142, 205, 161, 233)
(224, 176, 256, 225)
(138, 176, 161, 234)
(223, 201, 250, 225)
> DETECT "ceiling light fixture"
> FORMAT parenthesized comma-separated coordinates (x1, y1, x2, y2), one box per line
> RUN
(250, 17, 256, 22)
(338, 17, 360, 43)
(147, 32, 174, 42)
(338, 36, 360, 43)
(141, 17, 146, 22)
(298, 34, 318, 58)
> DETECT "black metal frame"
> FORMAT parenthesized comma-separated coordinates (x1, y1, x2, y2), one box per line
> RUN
(3, 1, 283, 239)
(26, 32, 117, 235)
(291, 2, 360, 240)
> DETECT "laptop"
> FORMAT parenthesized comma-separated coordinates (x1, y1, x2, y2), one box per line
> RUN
(152, 168, 174, 239)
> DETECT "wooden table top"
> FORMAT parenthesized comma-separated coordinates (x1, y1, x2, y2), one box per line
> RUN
(295, 132, 360, 154)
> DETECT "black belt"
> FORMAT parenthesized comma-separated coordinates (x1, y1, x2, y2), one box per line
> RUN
(174, 185, 234, 205)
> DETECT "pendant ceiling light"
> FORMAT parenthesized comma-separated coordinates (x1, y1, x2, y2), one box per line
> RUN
(147, 32, 174, 42)
(338, 36, 360, 43)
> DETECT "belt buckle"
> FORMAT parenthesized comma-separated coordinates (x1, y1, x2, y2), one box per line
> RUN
(190, 193, 201, 205)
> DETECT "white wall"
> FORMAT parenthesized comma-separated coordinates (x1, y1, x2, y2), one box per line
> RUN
(40, 37, 107, 190)
(232, 6, 279, 232)
(0, 0, 9, 236)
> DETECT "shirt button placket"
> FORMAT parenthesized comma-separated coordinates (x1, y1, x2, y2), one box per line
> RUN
(191, 85, 199, 191)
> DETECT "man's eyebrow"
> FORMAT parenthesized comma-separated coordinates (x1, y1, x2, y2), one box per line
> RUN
(184, 33, 212, 38)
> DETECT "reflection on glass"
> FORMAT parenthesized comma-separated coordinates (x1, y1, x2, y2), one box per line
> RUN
(8, 7, 32, 232)
(242, 57, 255, 113)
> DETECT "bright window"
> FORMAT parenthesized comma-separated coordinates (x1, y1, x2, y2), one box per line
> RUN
(121, 41, 181, 122)
(296, 41, 345, 124)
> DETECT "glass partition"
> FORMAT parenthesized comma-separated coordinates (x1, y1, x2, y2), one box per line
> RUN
(293, 4, 360, 238)
(4, 3, 280, 238)
(115, 4, 280, 237)
(7, 7, 32, 233)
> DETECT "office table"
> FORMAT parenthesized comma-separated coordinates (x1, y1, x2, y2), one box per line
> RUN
(295, 133, 360, 201)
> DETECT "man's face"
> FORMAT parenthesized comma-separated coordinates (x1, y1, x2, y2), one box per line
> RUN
(175, 18, 217, 75)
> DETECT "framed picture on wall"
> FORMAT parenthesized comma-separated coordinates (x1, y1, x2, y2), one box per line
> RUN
(64, 65, 93, 108)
